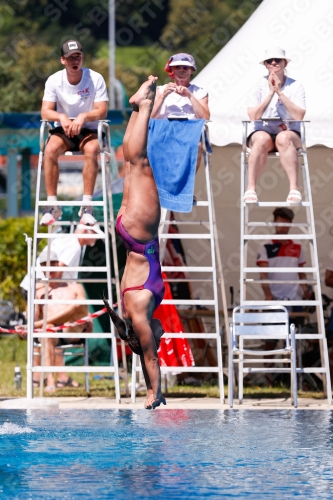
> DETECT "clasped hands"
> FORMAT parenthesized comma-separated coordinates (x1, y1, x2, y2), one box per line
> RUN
(268, 72, 282, 96)
(162, 82, 191, 99)
(60, 114, 86, 138)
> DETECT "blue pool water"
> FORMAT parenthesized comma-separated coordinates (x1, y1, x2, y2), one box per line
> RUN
(1, 409, 333, 499)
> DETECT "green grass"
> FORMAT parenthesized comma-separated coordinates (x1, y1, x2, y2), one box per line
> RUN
(0, 336, 326, 399)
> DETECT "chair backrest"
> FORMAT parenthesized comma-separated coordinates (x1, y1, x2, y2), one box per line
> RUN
(232, 305, 289, 345)
(40, 120, 111, 154)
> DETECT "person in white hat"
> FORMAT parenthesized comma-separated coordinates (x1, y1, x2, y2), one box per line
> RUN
(151, 53, 210, 177)
(20, 223, 103, 294)
(32, 255, 92, 393)
(151, 53, 209, 121)
(244, 47, 306, 205)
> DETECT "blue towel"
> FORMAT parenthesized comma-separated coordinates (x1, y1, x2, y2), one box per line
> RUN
(148, 118, 205, 212)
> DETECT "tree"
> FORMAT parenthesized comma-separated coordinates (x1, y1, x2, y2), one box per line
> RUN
(0, 0, 263, 110)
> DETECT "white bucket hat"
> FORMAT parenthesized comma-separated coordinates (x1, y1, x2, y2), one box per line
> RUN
(259, 47, 291, 65)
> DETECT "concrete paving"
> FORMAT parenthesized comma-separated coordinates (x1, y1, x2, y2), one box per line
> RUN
(0, 396, 332, 410)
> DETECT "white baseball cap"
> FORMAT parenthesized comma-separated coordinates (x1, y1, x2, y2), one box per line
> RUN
(39, 248, 58, 264)
(259, 47, 291, 65)
(76, 223, 104, 234)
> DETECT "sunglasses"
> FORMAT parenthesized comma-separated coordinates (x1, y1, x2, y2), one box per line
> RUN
(265, 58, 282, 64)
(173, 65, 192, 70)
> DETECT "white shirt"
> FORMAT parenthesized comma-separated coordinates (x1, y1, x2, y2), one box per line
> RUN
(20, 236, 83, 291)
(156, 84, 208, 120)
(257, 240, 306, 300)
(247, 76, 306, 135)
(43, 68, 108, 129)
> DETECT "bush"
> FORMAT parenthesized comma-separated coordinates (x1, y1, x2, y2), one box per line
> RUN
(0, 217, 46, 311)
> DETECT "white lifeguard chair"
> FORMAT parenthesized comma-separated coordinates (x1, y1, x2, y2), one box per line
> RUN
(26, 120, 122, 401)
(130, 122, 229, 404)
(239, 119, 332, 403)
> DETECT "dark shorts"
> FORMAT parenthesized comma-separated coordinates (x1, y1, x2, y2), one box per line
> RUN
(36, 329, 63, 345)
(56, 335, 84, 347)
(246, 129, 301, 148)
(49, 127, 98, 152)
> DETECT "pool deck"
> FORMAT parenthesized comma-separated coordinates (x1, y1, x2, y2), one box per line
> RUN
(0, 396, 332, 410)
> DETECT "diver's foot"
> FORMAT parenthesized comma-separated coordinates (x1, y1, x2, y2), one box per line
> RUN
(152, 396, 167, 410)
(129, 76, 157, 108)
(144, 396, 154, 410)
(144, 391, 155, 410)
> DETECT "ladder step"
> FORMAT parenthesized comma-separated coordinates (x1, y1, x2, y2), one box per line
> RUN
(34, 299, 110, 305)
(160, 220, 209, 226)
(38, 201, 104, 207)
(36, 233, 106, 239)
(242, 300, 320, 306)
(36, 278, 110, 284)
(48, 221, 109, 227)
(243, 234, 314, 240)
(161, 266, 213, 272)
(235, 334, 325, 340)
(135, 366, 220, 373)
(295, 334, 325, 339)
(32, 266, 107, 272)
(245, 279, 317, 284)
(255, 202, 310, 207)
(243, 368, 292, 373)
(296, 368, 327, 373)
(234, 359, 291, 364)
(194, 201, 209, 206)
(247, 222, 309, 228)
(244, 267, 316, 273)
(160, 233, 211, 239)
(34, 333, 114, 339)
(33, 366, 116, 373)
(164, 278, 213, 283)
(162, 333, 220, 339)
(162, 299, 215, 306)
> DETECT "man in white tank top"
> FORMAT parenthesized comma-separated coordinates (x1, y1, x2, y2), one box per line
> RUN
(40, 40, 109, 226)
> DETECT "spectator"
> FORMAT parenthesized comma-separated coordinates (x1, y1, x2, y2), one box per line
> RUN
(244, 47, 306, 205)
(40, 39, 108, 226)
(151, 53, 209, 173)
(33, 250, 92, 392)
(20, 224, 103, 296)
(152, 53, 209, 120)
(256, 207, 312, 306)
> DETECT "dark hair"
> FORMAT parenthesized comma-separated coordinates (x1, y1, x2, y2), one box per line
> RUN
(273, 207, 294, 221)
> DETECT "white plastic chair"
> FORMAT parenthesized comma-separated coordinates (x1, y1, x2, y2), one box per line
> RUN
(229, 305, 297, 408)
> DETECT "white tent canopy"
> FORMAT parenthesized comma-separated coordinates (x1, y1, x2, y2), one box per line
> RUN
(193, 0, 333, 148)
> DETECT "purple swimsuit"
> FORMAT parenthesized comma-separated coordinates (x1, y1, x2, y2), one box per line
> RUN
(116, 216, 165, 313)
